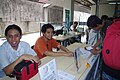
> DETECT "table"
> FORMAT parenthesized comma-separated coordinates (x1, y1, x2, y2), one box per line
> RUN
(53, 32, 82, 47)
(31, 43, 99, 80)
(2, 43, 99, 80)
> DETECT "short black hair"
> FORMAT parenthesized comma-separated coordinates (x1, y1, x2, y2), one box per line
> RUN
(5, 24, 22, 36)
(101, 15, 108, 21)
(41, 23, 54, 33)
(87, 15, 102, 28)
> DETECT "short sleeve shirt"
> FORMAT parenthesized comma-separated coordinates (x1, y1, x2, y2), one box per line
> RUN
(0, 41, 36, 77)
(34, 36, 59, 59)
(88, 29, 100, 46)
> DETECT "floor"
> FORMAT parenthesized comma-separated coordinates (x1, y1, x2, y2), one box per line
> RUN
(0, 32, 87, 47)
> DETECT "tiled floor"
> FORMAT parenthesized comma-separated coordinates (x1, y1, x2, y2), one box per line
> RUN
(0, 32, 87, 47)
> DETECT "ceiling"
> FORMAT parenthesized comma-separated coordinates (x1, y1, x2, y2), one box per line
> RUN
(74, 0, 95, 8)
(94, 0, 120, 4)
(28, 0, 120, 8)
(28, 0, 96, 8)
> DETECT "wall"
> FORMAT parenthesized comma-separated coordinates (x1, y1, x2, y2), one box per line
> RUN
(47, 0, 71, 9)
(74, 4, 91, 13)
(46, 0, 72, 23)
(0, 0, 43, 37)
(91, 4, 120, 18)
(48, 6, 63, 23)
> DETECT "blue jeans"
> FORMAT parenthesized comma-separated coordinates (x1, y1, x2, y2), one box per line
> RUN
(102, 71, 118, 80)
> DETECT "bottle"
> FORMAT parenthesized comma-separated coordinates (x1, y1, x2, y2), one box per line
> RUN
(63, 30, 65, 36)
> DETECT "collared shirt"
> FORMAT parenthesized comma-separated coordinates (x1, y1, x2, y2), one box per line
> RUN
(0, 41, 36, 77)
(88, 29, 100, 46)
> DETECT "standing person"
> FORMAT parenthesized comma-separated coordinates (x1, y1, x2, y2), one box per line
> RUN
(100, 15, 113, 38)
(101, 17, 120, 80)
(70, 21, 81, 43)
(34, 23, 73, 59)
(0, 24, 40, 78)
(86, 15, 104, 54)
(86, 15, 104, 80)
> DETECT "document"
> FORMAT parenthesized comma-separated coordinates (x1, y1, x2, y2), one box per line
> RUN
(86, 55, 99, 67)
(79, 47, 92, 59)
(58, 70, 75, 80)
(39, 59, 75, 80)
(38, 59, 58, 80)
(74, 47, 92, 71)
(74, 47, 82, 72)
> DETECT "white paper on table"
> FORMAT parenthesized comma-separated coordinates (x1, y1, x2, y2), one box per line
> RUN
(58, 70, 75, 80)
(38, 59, 58, 80)
(74, 47, 92, 70)
(79, 48, 92, 59)
(74, 48, 81, 72)
(87, 55, 98, 67)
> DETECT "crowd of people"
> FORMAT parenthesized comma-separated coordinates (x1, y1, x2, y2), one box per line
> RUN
(0, 14, 120, 80)
(86, 15, 120, 80)
(0, 23, 74, 78)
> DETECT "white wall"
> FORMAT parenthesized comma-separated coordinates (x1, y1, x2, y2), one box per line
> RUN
(74, 4, 91, 13)
(46, 0, 72, 22)
(47, 0, 71, 9)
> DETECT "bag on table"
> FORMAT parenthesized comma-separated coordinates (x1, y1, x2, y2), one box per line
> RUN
(12, 60, 38, 80)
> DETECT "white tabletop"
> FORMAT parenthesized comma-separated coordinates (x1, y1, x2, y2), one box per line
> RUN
(31, 43, 94, 80)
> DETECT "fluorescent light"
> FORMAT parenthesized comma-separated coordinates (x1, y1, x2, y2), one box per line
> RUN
(43, 4, 51, 7)
(109, 2, 120, 4)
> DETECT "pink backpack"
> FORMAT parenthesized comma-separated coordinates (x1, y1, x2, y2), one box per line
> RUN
(102, 19, 120, 70)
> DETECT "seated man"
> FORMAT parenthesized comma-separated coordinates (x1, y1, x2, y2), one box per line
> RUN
(0, 24, 40, 78)
(34, 23, 73, 59)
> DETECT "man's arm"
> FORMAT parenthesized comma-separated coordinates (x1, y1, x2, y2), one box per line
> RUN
(90, 36, 102, 55)
(44, 45, 73, 57)
(3, 54, 39, 75)
(3, 56, 23, 75)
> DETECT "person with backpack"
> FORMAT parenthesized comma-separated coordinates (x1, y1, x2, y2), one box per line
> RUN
(100, 15, 113, 38)
(102, 17, 120, 80)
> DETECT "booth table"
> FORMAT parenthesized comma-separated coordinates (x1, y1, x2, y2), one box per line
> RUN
(1, 43, 99, 80)
(31, 43, 99, 80)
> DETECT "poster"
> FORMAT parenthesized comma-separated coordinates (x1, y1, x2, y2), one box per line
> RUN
(74, 47, 92, 71)
(39, 59, 75, 80)
(39, 59, 58, 80)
